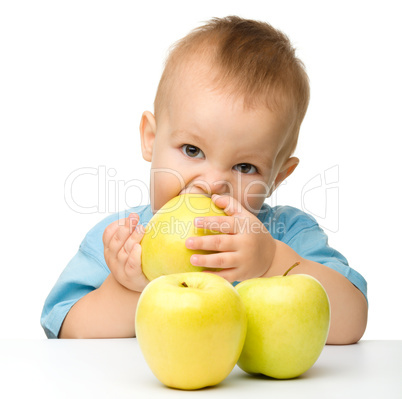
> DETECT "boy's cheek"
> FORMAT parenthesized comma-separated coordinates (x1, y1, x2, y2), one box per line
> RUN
(242, 198, 266, 216)
(150, 176, 183, 212)
(236, 183, 269, 215)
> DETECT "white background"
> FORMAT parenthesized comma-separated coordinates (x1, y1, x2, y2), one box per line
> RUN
(1, 0, 401, 340)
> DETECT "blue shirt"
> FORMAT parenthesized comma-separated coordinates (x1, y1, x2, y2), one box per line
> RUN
(40, 203, 367, 338)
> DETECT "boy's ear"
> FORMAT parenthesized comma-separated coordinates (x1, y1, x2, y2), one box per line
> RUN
(139, 111, 156, 162)
(272, 157, 299, 191)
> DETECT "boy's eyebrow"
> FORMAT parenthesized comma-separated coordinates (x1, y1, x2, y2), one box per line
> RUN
(171, 129, 205, 144)
(239, 152, 274, 170)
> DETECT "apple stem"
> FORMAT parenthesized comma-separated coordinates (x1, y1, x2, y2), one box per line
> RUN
(181, 282, 189, 288)
(283, 261, 301, 276)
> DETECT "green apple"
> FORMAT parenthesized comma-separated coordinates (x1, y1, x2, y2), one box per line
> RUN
(141, 193, 226, 280)
(135, 272, 247, 390)
(236, 263, 330, 379)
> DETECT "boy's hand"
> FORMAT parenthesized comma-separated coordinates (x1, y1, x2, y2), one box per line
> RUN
(185, 194, 277, 283)
(103, 213, 149, 292)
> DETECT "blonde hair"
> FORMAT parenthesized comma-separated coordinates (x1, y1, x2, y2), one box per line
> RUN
(154, 16, 310, 155)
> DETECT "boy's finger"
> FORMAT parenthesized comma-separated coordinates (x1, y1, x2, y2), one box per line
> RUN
(185, 234, 236, 252)
(194, 215, 235, 233)
(109, 213, 139, 251)
(125, 213, 140, 233)
(202, 269, 237, 283)
(124, 225, 145, 255)
(190, 252, 236, 269)
(132, 224, 146, 240)
(211, 194, 244, 216)
(126, 243, 142, 270)
(103, 213, 138, 247)
(126, 244, 150, 292)
(102, 220, 120, 247)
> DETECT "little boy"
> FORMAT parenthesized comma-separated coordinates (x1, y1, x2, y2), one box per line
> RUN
(41, 16, 367, 343)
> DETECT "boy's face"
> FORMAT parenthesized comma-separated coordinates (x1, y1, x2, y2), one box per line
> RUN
(141, 67, 297, 214)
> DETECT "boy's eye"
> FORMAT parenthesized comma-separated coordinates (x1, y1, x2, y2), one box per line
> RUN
(233, 163, 257, 174)
(181, 144, 205, 159)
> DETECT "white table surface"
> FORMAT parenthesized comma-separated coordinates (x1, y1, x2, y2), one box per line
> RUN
(0, 339, 401, 398)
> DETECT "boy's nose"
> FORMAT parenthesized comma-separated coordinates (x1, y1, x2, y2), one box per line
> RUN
(186, 167, 235, 196)
(186, 175, 232, 196)
(211, 180, 231, 195)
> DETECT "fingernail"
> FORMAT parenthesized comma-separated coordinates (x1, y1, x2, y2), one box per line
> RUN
(191, 255, 199, 265)
(136, 224, 145, 234)
(186, 238, 194, 248)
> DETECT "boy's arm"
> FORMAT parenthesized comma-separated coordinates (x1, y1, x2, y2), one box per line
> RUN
(188, 194, 368, 345)
(264, 240, 368, 345)
(59, 274, 140, 338)
(60, 212, 148, 339)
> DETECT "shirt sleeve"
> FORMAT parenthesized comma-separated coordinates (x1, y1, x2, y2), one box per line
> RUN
(40, 248, 110, 339)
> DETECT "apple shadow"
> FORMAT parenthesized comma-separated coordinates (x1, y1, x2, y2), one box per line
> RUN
(160, 365, 336, 393)
(165, 382, 231, 392)
(300, 365, 340, 379)
(163, 377, 238, 392)
(237, 365, 335, 382)
(163, 370, 256, 392)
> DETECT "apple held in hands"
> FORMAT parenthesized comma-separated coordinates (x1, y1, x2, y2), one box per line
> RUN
(135, 272, 247, 390)
(236, 262, 330, 379)
(141, 194, 226, 280)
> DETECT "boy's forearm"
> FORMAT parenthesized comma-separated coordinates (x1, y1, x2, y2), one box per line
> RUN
(59, 242, 368, 343)
(59, 274, 140, 339)
(263, 240, 368, 345)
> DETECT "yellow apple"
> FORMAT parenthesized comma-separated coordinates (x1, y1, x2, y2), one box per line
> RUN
(235, 263, 330, 379)
(141, 194, 226, 280)
(135, 272, 247, 390)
